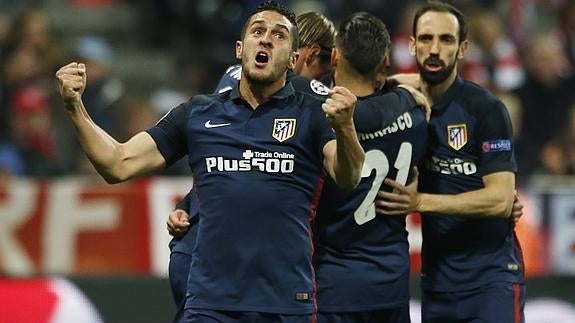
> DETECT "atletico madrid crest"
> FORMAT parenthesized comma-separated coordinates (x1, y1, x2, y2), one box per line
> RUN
(272, 119, 296, 142)
(447, 124, 467, 150)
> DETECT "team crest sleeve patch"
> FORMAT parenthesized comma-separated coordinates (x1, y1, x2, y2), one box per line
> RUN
(272, 119, 297, 142)
(447, 124, 468, 150)
(310, 79, 330, 95)
(481, 139, 512, 153)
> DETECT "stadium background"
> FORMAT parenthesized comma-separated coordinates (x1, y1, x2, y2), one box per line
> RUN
(1, 0, 575, 322)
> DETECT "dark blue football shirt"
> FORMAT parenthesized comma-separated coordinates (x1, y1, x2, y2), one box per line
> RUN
(147, 82, 335, 314)
(314, 89, 428, 311)
(419, 76, 524, 292)
(171, 65, 414, 257)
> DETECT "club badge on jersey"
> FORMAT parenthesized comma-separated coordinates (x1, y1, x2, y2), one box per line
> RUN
(447, 124, 468, 150)
(272, 119, 297, 142)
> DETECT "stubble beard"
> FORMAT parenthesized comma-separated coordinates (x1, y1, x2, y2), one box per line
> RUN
(243, 55, 289, 85)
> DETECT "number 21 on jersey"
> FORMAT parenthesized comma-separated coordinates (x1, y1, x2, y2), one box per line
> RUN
(354, 142, 412, 225)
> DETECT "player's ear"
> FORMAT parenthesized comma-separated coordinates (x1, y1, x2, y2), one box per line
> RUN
(288, 51, 299, 70)
(409, 36, 416, 56)
(331, 47, 339, 68)
(235, 41, 243, 60)
(457, 39, 469, 60)
(306, 43, 321, 64)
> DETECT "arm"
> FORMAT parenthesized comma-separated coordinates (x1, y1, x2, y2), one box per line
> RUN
(378, 170, 515, 218)
(55, 62, 165, 183)
(322, 86, 365, 189)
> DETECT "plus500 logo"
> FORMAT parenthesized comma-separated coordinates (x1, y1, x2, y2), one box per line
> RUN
(205, 150, 295, 173)
(426, 156, 477, 175)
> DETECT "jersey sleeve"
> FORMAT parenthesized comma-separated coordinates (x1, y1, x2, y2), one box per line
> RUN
(309, 98, 336, 155)
(175, 191, 192, 211)
(476, 99, 517, 175)
(354, 87, 417, 132)
(145, 103, 188, 167)
(213, 64, 241, 94)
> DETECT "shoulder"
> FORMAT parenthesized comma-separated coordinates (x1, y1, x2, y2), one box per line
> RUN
(460, 80, 506, 113)
(288, 74, 330, 98)
(188, 92, 228, 106)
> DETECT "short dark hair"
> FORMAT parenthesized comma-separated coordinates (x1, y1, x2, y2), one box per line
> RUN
(240, 1, 300, 51)
(336, 12, 390, 77)
(412, 1, 468, 43)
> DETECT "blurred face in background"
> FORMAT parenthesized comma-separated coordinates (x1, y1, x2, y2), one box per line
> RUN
(524, 34, 571, 85)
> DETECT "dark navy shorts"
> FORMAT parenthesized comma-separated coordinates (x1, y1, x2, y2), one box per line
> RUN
(422, 282, 525, 323)
(183, 309, 316, 323)
(316, 304, 410, 323)
(169, 252, 192, 323)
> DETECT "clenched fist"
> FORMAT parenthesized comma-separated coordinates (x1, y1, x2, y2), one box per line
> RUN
(55, 62, 87, 110)
(322, 86, 357, 130)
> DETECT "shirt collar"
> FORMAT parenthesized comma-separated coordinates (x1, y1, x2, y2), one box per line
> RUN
(230, 80, 295, 103)
(432, 75, 464, 111)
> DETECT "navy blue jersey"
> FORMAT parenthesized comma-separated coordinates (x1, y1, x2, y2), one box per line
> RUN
(419, 76, 524, 292)
(313, 88, 428, 312)
(170, 66, 415, 257)
(147, 83, 335, 314)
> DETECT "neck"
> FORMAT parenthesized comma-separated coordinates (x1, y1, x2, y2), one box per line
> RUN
(333, 68, 375, 98)
(239, 75, 286, 109)
(421, 71, 457, 106)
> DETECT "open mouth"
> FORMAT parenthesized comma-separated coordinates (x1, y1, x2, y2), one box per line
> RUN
(424, 58, 443, 72)
(255, 51, 269, 65)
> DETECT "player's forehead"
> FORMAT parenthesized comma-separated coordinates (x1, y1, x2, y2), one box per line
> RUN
(416, 11, 459, 38)
(247, 10, 294, 32)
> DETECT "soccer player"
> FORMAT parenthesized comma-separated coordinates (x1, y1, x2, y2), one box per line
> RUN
(377, 2, 525, 322)
(166, 12, 338, 319)
(55, 2, 365, 323)
(312, 12, 428, 323)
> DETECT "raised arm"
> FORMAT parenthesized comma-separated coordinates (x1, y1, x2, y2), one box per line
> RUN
(55, 62, 166, 183)
(322, 86, 365, 189)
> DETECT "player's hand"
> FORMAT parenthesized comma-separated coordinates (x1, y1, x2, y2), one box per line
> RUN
(55, 62, 87, 109)
(167, 209, 190, 237)
(322, 86, 357, 130)
(376, 167, 421, 215)
(389, 73, 420, 89)
(397, 84, 431, 122)
(511, 191, 524, 225)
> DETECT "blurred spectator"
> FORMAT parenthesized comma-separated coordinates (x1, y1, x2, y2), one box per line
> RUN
(9, 85, 63, 177)
(461, 8, 525, 93)
(556, 0, 575, 77)
(536, 102, 575, 176)
(514, 32, 575, 181)
(0, 6, 67, 144)
(1, 6, 66, 76)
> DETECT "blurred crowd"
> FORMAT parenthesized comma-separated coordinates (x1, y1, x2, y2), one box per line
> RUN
(0, 0, 574, 188)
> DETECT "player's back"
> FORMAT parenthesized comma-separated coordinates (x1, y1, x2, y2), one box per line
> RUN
(313, 88, 428, 311)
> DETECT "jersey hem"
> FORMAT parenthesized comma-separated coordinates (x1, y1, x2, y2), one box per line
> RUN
(317, 299, 408, 312)
(185, 302, 315, 315)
